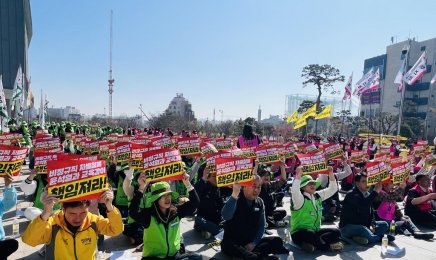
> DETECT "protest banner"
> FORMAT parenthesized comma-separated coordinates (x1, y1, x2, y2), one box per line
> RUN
(380, 147, 391, 155)
(389, 156, 403, 164)
(426, 153, 436, 166)
(406, 154, 415, 162)
(37, 129, 49, 134)
(98, 141, 110, 159)
(255, 147, 280, 164)
(34, 151, 61, 174)
(200, 142, 218, 156)
(0, 133, 23, 146)
(107, 134, 118, 143)
(177, 137, 201, 156)
(215, 157, 253, 187)
(131, 138, 152, 145)
(47, 159, 108, 202)
(58, 154, 101, 161)
(0, 145, 28, 175)
(215, 139, 232, 151)
(118, 135, 133, 143)
(142, 148, 183, 182)
(391, 161, 411, 184)
(131, 144, 160, 169)
(116, 142, 132, 164)
(304, 144, 318, 153)
(294, 142, 305, 150)
(350, 150, 366, 163)
(366, 161, 389, 186)
(108, 145, 116, 164)
(241, 146, 256, 159)
(151, 136, 174, 149)
(323, 143, 343, 160)
(374, 154, 387, 162)
(201, 138, 216, 146)
(278, 143, 294, 158)
(34, 138, 61, 150)
(413, 144, 426, 155)
(417, 140, 428, 146)
(84, 140, 99, 155)
(87, 134, 97, 140)
(296, 153, 328, 175)
(206, 151, 233, 173)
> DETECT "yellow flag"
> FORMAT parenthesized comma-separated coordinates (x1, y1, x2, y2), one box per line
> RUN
(314, 104, 332, 120)
(286, 110, 298, 123)
(301, 104, 317, 119)
(293, 116, 307, 129)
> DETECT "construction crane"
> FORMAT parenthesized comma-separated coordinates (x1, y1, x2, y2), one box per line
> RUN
(108, 10, 114, 118)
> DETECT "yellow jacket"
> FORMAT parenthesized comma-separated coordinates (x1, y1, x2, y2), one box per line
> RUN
(22, 207, 124, 260)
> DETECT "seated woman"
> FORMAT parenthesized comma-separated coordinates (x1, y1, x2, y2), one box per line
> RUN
(129, 173, 202, 260)
(374, 178, 433, 240)
(290, 166, 343, 253)
(258, 160, 288, 228)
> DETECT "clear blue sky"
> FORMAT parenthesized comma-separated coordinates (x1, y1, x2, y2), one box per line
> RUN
(29, 0, 436, 120)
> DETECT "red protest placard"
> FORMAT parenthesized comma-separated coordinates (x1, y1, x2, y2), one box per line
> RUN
(304, 144, 318, 154)
(294, 142, 305, 150)
(142, 148, 183, 182)
(215, 157, 253, 187)
(323, 143, 342, 160)
(58, 154, 101, 161)
(374, 154, 387, 162)
(215, 139, 233, 151)
(200, 142, 218, 156)
(426, 153, 436, 166)
(177, 137, 201, 156)
(47, 159, 108, 202)
(366, 161, 389, 186)
(350, 150, 366, 163)
(131, 144, 160, 169)
(34, 138, 60, 150)
(117, 135, 133, 143)
(131, 138, 152, 145)
(84, 140, 100, 155)
(241, 146, 257, 159)
(296, 153, 328, 175)
(34, 151, 61, 174)
(116, 142, 132, 163)
(255, 146, 280, 164)
(417, 140, 428, 145)
(98, 141, 110, 159)
(107, 134, 118, 143)
(151, 136, 174, 149)
(389, 156, 403, 164)
(206, 151, 233, 173)
(380, 147, 391, 155)
(277, 143, 295, 159)
(201, 138, 216, 146)
(413, 144, 426, 155)
(37, 129, 49, 134)
(0, 145, 28, 176)
(391, 161, 411, 184)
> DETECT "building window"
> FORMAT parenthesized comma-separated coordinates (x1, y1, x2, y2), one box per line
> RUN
(366, 109, 370, 118)
(421, 46, 426, 51)
(360, 111, 365, 117)
(375, 108, 380, 116)
(401, 54, 405, 60)
(427, 65, 432, 73)
(174, 106, 176, 109)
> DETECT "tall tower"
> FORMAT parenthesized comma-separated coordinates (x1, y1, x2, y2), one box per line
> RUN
(257, 106, 261, 122)
(108, 10, 114, 118)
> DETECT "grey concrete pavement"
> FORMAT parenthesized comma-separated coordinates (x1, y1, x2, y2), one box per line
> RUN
(4, 163, 436, 259)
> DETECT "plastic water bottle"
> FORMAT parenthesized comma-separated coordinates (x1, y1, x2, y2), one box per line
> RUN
(12, 217, 19, 238)
(287, 252, 294, 260)
(283, 229, 291, 244)
(180, 235, 185, 254)
(389, 220, 396, 236)
(97, 251, 104, 260)
(381, 234, 388, 253)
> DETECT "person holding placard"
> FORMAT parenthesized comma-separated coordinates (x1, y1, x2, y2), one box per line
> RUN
(129, 174, 202, 260)
(374, 179, 433, 240)
(22, 189, 123, 260)
(0, 171, 19, 260)
(339, 175, 393, 245)
(221, 175, 290, 260)
(290, 166, 343, 253)
(236, 124, 262, 148)
(405, 172, 436, 228)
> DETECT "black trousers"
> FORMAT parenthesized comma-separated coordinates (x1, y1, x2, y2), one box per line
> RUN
(266, 209, 287, 227)
(409, 210, 436, 223)
(291, 228, 341, 251)
(0, 239, 18, 260)
(142, 252, 202, 260)
(221, 236, 288, 260)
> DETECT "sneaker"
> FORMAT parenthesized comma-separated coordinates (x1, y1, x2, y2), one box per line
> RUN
(301, 242, 316, 253)
(38, 247, 45, 257)
(330, 242, 344, 251)
(323, 214, 337, 222)
(413, 231, 434, 240)
(352, 236, 368, 245)
(201, 231, 212, 240)
(387, 234, 395, 242)
(275, 220, 288, 227)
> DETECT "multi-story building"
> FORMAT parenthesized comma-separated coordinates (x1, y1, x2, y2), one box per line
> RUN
(361, 38, 436, 139)
(0, 0, 32, 114)
(47, 106, 81, 119)
(261, 115, 284, 125)
(167, 93, 196, 121)
(285, 94, 359, 117)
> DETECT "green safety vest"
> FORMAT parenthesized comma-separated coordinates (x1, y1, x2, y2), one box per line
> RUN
(115, 175, 129, 206)
(142, 215, 180, 258)
(127, 193, 145, 224)
(34, 178, 61, 211)
(175, 181, 188, 197)
(290, 193, 322, 234)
